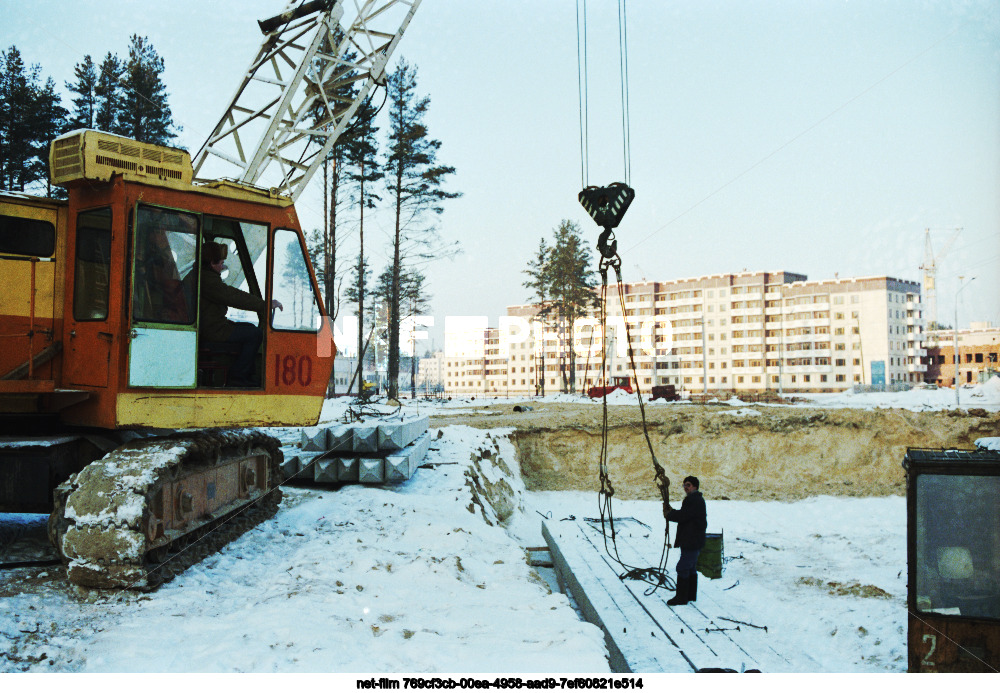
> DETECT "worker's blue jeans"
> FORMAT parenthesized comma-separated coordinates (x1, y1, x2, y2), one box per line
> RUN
(676, 548, 701, 579)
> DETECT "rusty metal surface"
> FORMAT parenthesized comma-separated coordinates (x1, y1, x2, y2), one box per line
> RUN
(908, 614, 1000, 672)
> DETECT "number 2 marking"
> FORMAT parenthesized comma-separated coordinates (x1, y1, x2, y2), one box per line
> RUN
(922, 634, 937, 668)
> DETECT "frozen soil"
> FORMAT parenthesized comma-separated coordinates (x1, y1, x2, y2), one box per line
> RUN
(428, 402, 1000, 501)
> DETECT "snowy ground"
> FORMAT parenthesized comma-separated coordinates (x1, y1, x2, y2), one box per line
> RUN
(1, 381, 998, 680)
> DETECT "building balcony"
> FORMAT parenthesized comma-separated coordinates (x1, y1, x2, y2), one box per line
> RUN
(783, 364, 834, 374)
(907, 363, 928, 373)
(783, 348, 832, 359)
(783, 317, 830, 330)
(730, 335, 765, 346)
(907, 347, 927, 357)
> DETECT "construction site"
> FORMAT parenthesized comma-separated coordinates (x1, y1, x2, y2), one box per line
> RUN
(1, 0, 998, 678)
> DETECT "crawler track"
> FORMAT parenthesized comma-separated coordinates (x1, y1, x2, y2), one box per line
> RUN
(48, 429, 282, 590)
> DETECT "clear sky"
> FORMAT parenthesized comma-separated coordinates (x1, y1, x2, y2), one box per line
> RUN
(4, 0, 999, 351)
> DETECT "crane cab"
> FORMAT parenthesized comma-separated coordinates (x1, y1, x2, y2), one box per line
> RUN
(904, 446, 1000, 672)
(2, 129, 334, 432)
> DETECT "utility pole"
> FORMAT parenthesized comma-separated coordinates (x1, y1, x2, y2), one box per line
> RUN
(701, 318, 708, 396)
(778, 284, 784, 399)
(955, 276, 976, 406)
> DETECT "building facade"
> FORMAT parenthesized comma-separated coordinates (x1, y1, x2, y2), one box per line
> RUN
(435, 270, 925, 397)
(923, 322, 1000, 386)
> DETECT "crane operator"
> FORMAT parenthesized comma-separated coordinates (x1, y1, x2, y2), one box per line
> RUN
(198, 241, 282, 387)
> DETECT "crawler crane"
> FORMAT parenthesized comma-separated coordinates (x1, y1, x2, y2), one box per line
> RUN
(0, 0, 421, 588)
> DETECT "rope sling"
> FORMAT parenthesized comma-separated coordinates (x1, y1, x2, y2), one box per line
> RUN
(575, 1, 674, 593)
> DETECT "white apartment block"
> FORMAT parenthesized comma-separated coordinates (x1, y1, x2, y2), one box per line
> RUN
(435, 271, 924, 397)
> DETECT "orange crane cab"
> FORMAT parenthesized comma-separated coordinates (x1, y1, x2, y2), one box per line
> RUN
(37, 130, 335, 432)
(1, 131, 335, 432)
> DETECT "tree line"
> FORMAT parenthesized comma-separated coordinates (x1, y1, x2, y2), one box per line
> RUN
(0, 37, 176, 194)
(523, 220, 599, 395)
(315, 57, 459, 400)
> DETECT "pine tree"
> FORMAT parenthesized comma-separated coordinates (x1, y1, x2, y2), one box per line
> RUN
(522, 238, 553, 396)
(66, 55, 98, 130)
(30, 76, 67, 194)
(546, 220, 597, 393)
(121, 35, 177, 144)
(0, 46, 66, 192)
(0, 46, 33, 190)
(384, 58, 460, 399)
(344, 95, 382, 393)
(523, 221, 597, 394)
(94, 52, 124, 133)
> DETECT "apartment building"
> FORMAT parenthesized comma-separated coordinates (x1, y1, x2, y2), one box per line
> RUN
(923, 322, 1000, 386)
(435, 271, 925, 397)
(415, 351, 446, 394)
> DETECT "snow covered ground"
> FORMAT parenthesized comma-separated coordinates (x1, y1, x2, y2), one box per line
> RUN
(1, 381, 998, 680)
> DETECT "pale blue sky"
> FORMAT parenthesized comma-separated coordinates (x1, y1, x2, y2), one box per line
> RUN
(4, 0, 998, 347)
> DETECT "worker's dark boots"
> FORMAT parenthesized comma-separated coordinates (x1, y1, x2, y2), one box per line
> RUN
(689, 572, 698, 603)
(667, 576, 689, 606)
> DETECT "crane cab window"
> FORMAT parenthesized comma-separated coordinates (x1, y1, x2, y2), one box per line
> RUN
(0, 214, 55, 257)
(272, 228, 321, 332)
(73, 208, 112, 321)
(201, 217, 268, 323)
(132, 206, 199, 325)
(914, 474, 1000, 620)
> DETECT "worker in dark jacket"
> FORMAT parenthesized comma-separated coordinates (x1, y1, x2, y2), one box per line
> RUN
(665, 475, 707, 606)
(199, 242, 282, 387)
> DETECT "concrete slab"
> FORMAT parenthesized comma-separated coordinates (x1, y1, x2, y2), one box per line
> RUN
(543, 519, 684, 673)
(300, 427, 328, 452)
(377, 415, 429, 451)
(407, 431, 431, 476)
(294, 450, 327, 478)
(383, 431, 432, 482)
(543, 518, 781, 672)
(326, 425, 353, 452)
(279, 455, 300, 481)
(336, 457, 358, 482)
(358, 457, 383, 483)
(314, 458, 338, 483)
(352, 424, 379, 453)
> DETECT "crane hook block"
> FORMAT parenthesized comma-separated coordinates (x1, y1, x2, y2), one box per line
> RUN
(578, 182, 635, 231)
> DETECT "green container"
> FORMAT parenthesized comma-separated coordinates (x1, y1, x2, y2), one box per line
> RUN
(697, 531, 724, 579)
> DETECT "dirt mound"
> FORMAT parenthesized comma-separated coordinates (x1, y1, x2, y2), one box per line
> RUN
(429, 403, 1000, 501)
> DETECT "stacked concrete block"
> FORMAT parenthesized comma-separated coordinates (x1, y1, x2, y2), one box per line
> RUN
(352, 424, 379, 453)
(378, 416, 429, 451)
(336, 457, 359, 482)
(325, 425, 354, 452)
(279, 416, 431, 485)
(359, 458, 383, 483)
(314, 457, 338, 483)
(385, 431, 432, 481)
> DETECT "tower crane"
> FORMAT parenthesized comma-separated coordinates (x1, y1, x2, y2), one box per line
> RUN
(919, 227, 961, 329)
